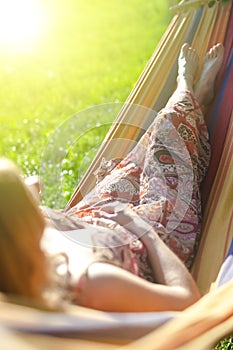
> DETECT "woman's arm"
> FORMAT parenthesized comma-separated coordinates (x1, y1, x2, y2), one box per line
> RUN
(97, 204, 199, 289)
(118, 211, 199, 293)
(77, 205, 200, 312)
(74, 261, 199, 312)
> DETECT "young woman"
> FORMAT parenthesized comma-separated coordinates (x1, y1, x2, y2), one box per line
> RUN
(0, 43, 224, 312)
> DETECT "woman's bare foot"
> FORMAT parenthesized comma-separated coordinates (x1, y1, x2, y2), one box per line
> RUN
(177, 43, 199, 92)
(194, 43, 224, 106)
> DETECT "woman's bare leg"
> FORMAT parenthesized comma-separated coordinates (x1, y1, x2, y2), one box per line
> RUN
(177, 43, 199, 93)
(167, 43, 224, 107)
(194, 43, 224, 106)
(164, 43, 199, 108)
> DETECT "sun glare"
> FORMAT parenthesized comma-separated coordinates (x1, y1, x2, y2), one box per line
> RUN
(0, 0, 47, 51)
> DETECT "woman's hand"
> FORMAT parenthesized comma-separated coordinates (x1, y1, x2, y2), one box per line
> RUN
(96, 201, 133, 225)
(95, 201, 154, 244)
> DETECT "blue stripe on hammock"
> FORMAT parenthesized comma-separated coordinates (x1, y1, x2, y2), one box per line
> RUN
(209, 48, 233, 138)
(227, 238, 233, 257)
(185, 5, 204, 45)
(217, 238, 233, 287)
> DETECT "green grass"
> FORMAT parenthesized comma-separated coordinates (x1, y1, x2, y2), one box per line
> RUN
(215, 337, 233, 350)
(0, 0, 171, 208)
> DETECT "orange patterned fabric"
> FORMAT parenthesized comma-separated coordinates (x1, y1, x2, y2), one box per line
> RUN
(63, 91, 211, 275)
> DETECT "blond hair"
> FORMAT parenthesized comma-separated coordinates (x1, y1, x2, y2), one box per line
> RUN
(0, 159, 47, 300)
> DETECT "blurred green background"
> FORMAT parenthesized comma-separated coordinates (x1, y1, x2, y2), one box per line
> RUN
(0, 0, 172, 207)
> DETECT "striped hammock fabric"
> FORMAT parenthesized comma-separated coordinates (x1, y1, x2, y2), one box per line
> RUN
(67, 0, 233, 293)
(124, 281, 233, 350)
(65, 0, 233, 346)
(192, 2, 233, 294)
(66, 0, 232, 210)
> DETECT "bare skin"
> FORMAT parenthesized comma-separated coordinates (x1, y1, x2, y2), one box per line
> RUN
(177, 43, 199, 93)
(194, 43, 224, 105)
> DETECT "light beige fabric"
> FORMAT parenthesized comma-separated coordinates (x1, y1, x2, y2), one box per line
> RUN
(122, 280, 233, 350)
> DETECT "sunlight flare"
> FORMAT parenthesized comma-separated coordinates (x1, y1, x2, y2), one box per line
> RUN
(0, 0, 47, 51)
